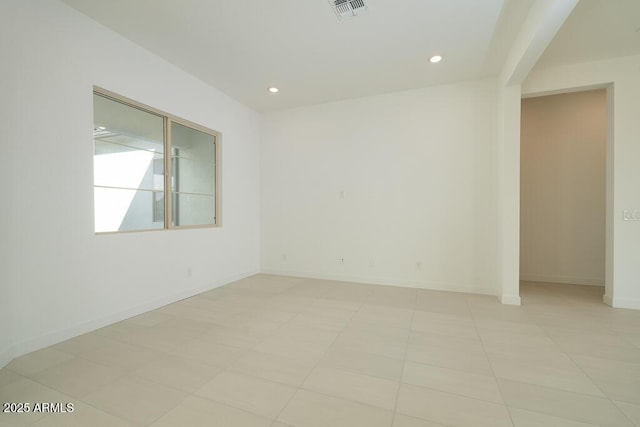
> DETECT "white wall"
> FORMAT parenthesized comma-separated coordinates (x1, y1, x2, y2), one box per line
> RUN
(0, 0, 261, 363)
(520, 90, 606, 286)
(261, 80, 499, 295)
(524, 55, 640, 309)
(0, 1, 13, 366)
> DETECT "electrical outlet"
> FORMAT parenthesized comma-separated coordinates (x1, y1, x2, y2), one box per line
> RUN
(623, 210, 640, 221)
(416, 261, 422, 270)
(340, 257, 345, 264)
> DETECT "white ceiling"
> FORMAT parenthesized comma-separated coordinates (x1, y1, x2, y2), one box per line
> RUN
(61, 0, 640, 112)
(536, 0, 640, 68)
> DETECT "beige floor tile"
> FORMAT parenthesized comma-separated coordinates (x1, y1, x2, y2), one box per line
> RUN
(396, 384, 512, 427)
(615, 401, 640, 425)
(31, 401, 136, 427)
(5, 348, 74, 376)
(277, 389, 393, 427)
(594, 378, 640, 405)
(242, 308, 299, 324)
(332, 330, 406, 360)
(413, 298, 470, 317)
(319, 348, 403, 381)
(489, 355, 605, 397)
(579, 338, 640, 362)
(273, 322, 340, 345)
(198, 325, 265, 349)
(411, 311, 479, 341)
(150, 396, 272, 427)
(355, 305, 414, 329)
(115, 325, 193, 353)
(260, 296, 315, 314)
(570, 354, 640, 383)
(0, 378, 75, 426)
(409, 330, 484, 352)
(133, 354, 222, 393)
(81, 377, 187, 426)
(169, 338, 247, 368)
(252, 336, 329, 365)
(303, 366, 399, 411)
(289, 313, 350, 331)
(31, 357, 124, 398)
(545, 326, 635, 348)
(215, 316, 285, 336)
(402, 361, 503, 403)
(474, 318, 545, 336)
(94, 321, 150, 342)
(5, 277, 640, 427)
(195, 371, 296, 419)
(158, 303, 233, 324)
(405, 335, 493, 376)
(392, 414, 446, 427)
(151, 317, 211, 337)
(79, 341, 162, 372)
(498, 379, 633, 426)
(365, 294, 415, 310)
(228, 350, 314, 387)
(311, 298, 363, 312)
(300, 305, 357, 323)
(52, 333, 117, 356)
(0, 368, 22, 388)
(342, 320, 410, 341)
(509, 407, 599, 426)
(479, 328, 564, 359)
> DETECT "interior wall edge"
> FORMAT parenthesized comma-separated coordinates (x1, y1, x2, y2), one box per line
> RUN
(260, 269, 498, 297)
(0, 348, 12, 370)
(519, 275, 605, 287)
(8, 268, 258, 360)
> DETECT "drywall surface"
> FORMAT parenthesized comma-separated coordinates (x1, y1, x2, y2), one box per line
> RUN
(520, 90, 606, 286)
(524, 54, 640, 308)
(261, 79, 499, 295)
(0, 1, 14, 367)
(1, 0, 261, 360)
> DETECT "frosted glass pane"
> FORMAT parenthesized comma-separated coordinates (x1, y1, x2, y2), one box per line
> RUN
(173, 193, 215, 227)
(94, 187, 164, 232)
(171, 122, 215, 196)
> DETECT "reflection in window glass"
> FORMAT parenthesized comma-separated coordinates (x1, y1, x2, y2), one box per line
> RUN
(171, 123, 216, 227)
(93, 93, 164, 232)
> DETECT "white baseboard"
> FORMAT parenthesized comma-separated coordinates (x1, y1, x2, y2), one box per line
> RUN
(608, 296, 640, 310)
(260, 268, 498, 297)
(501, 294, 522, 306)
(520, 274, 604, 287)
(10, 269, 259, 359)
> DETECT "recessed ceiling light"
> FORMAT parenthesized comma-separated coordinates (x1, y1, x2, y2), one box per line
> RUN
(430, 55, 443, 63)
(268, 87, 279, 93)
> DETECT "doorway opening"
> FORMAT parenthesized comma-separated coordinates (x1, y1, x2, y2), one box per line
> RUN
(519, 88, 608, 305)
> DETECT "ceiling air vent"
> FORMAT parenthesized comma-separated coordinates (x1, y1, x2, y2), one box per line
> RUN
(330, 0, 367, 20)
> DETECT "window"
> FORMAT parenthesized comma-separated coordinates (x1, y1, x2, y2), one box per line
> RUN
(93, 88, 219, 233)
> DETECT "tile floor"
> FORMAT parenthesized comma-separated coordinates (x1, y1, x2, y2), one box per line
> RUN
(1, 275, 639, 426)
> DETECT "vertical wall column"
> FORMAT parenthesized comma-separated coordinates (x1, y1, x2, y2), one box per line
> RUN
(497, 84, 522, 305)
(496, 0, 578, 304)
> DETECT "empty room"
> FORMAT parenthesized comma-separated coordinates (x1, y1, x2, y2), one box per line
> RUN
(1, 0, 640, 426)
